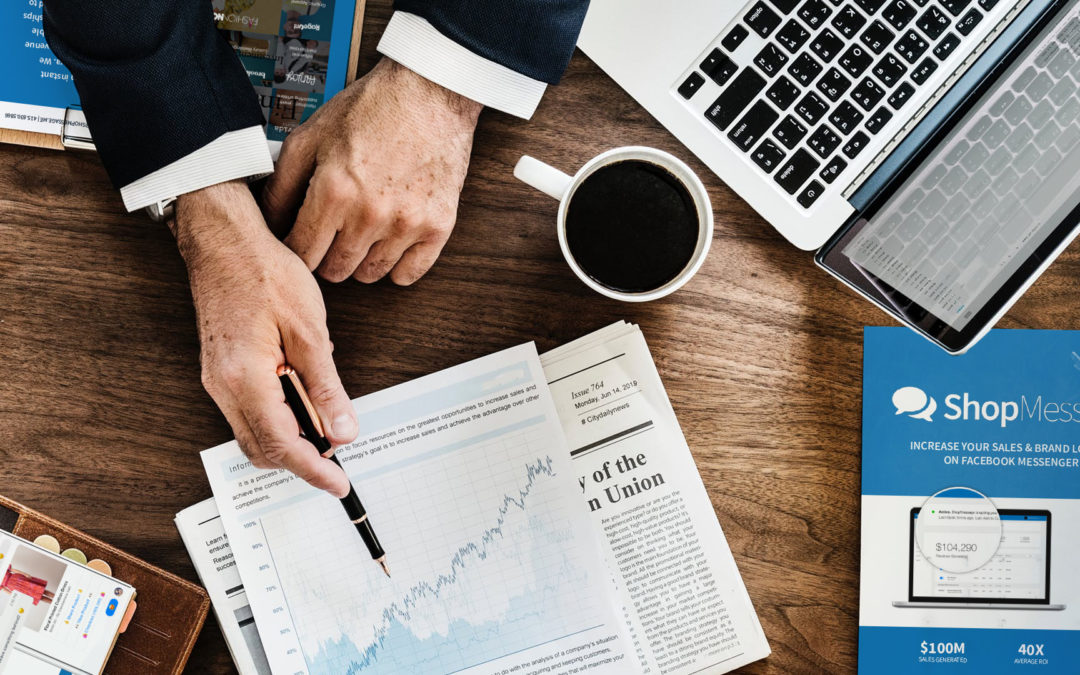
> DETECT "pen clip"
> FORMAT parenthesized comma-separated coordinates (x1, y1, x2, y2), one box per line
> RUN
(277, 364, 327, 440)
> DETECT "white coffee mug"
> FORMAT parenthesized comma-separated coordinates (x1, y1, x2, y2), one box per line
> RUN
(514, 146, 713, 302)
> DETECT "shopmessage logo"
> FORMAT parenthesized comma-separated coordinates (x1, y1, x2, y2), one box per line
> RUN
(892, 385, 1080, 428)
(893, 386, 937, 421)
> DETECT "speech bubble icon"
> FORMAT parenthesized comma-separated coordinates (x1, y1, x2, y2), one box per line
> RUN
(910, 396, 937, 421)
(893, 386, 928, 415)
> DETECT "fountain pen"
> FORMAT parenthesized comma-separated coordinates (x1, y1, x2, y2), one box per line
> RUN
(277, 364, 390, 577)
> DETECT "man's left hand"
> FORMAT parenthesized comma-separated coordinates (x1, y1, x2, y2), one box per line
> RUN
(263, 58, 482, 286)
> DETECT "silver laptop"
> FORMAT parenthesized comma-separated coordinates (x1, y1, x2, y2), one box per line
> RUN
(893, 507, 1065, 609)
(579, 0, 1080, 352)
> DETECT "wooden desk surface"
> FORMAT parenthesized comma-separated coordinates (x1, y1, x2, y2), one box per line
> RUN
(2, 5, 1079, 673)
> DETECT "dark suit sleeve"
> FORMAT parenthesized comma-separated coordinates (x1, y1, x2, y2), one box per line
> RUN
(42, 0, 265, 189)
(392, 0, 591, 84)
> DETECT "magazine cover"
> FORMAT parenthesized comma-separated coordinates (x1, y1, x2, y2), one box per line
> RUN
(860, 327, 1080, 672)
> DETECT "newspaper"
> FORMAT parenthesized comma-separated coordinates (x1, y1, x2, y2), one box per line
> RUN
(541, 323, 770, 674)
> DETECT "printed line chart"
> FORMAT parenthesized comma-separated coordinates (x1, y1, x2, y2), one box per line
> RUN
(260, 424, 605, 675)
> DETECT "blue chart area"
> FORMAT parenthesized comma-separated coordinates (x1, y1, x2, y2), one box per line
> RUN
(0, 3, 79, 109)
(261, 425, 602, 675)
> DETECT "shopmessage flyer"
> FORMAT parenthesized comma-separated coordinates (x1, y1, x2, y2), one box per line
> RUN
(859, 328, 1080, 672)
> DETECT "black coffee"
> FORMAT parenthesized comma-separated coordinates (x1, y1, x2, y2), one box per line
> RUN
(565, 160, 699, 293)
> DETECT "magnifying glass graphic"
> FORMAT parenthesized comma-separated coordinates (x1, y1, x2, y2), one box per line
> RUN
(914, 486, 1002, 573)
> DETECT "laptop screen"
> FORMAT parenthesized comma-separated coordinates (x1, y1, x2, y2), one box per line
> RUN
(909, 508, 1052, 603)
(818, 0, 1080, 351)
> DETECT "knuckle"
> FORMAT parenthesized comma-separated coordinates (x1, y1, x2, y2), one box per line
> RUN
(356, 257, 394, 282)
(320, 174, 352, 204)
(260, 441, 289, 467)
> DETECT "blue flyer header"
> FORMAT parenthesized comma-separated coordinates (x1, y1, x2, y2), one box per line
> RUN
(862, 327, 1080, 499)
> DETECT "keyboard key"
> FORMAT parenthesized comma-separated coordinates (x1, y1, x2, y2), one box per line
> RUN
(917, 7, 950, 39)
(984, 146, 1010, 174)
(810, 29, 845, 62)
(1046, 47, 1075, 79)
(678, 72, 706, 99)
(752, 138, 788, 172)
(832, 5, 868, 38)
(774, 114, 809, 147)
(1033, 121, 1062, 150)
(795, 91, 830, 123)
(965, 116, 991, 140)
(767, 0, 802, 13)
(830, 100, 865, 133)
(853, 0, 886, 15)
(944, 138, 968, 163)
(798, 0, 834, 27)
(820, 156, 848, 182)
(1029, 100, 1054, 128)
(977, 0, 999, 9)
(910, 57, 937, 84)
(873, 52, 907, 86)
(777, 20, 812, 52)
(775, 148, 821, 193)
(988, 90, 1013, 116)
(1004, 123, 1033, 153)
(705, 68, 767, 131)
(843, 130, 871, 158)
(1012, 66, 1037, 91)
(789, 53, 824, 85)
(940, 0, 971, 16)
(960, 143, 989, 171)
(865, 106, 893, 133)
(1027, 71, 1054, 100)
(888, 81, 916, 108)
(817, 67, 853, 100)
(982, 118, 1010, 147)
(747, 2, 783, 37)
(809, 124, 843, 156)
(767, 76, 802, 109)
(729, 100, 781, 150)
(955, 8, 982, 35)
(756, 43, 790, 76)
(933, 33, 961, 59)
(852, 77, 886, 109)
(896, 30, 929, 62)
(861, 21, 896, 53)
(701, 49, 739, 85)
(797, 179, 826, 206)
(882, 0, 918, 29)
(839, 45, 873, 77)
(1004, 96, 1033, 125)
(1048, 77, 1077, 107)
(1012, 142, 1038, 171)
(722, 25, 750, 51)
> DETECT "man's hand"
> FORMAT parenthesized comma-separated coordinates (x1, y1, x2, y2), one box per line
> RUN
(175, 181, 358, 497)
(263, 58, 483, 285)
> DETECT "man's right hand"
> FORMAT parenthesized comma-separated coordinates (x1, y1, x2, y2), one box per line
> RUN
(174, 181, 358, 498)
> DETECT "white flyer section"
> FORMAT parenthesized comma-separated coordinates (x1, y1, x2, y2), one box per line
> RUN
(175, 499, 271, 675)
(202, 344, 633, 675)
(541, 326, 770, 674)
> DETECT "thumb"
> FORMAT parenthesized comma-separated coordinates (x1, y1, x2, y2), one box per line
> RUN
(284, 329, 359, 448)
(263, 128, 318, 231)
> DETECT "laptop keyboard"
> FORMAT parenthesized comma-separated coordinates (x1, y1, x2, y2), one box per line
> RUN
(843, 16, 1080, 323)
(679, 0, 1003, 209)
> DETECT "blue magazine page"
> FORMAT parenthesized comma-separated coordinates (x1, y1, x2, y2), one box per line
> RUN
(0, 0, 356, 144)
(859, 327, 1080, 672)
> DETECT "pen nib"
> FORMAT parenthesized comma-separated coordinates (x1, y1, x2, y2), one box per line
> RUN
(379, 559, 391, 578)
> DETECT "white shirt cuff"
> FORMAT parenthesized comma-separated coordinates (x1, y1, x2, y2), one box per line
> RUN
(377, 12, 547, 120)
(119, 126, 273, 212)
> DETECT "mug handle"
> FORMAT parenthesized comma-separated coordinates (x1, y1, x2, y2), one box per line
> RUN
(514, 156, 573, 201)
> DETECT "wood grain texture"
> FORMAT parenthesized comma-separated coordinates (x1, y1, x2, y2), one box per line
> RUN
(2, 4, 1079, 673)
